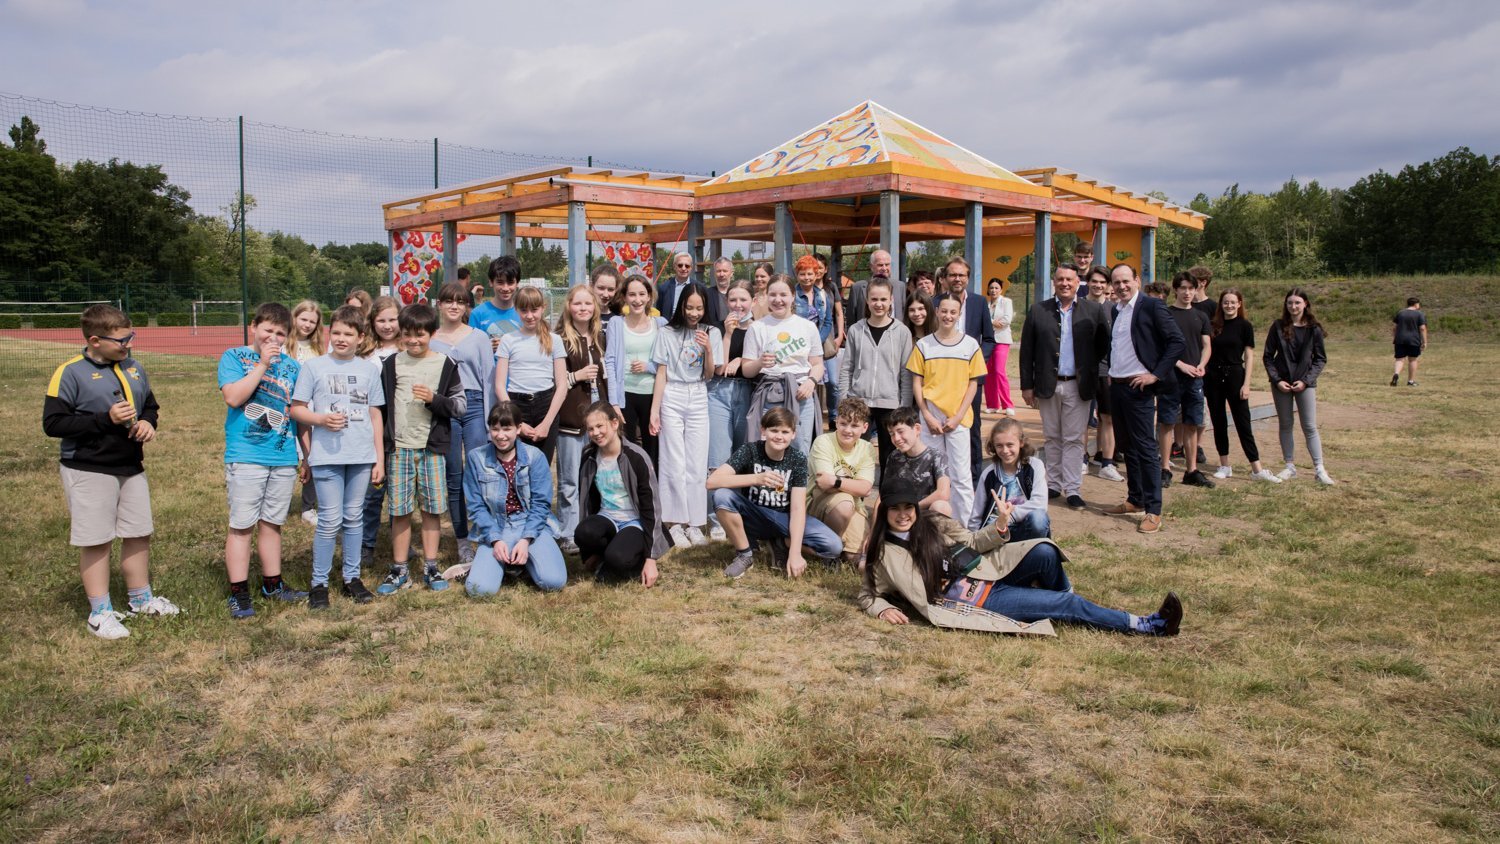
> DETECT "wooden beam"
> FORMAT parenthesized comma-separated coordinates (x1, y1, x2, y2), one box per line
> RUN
(695, 172, 901, 211)
(385, 187, 570, 230)
(381, 166, 573, 209)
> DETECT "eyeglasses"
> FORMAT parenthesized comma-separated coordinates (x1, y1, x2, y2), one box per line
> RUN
(96, 332, 136, 345)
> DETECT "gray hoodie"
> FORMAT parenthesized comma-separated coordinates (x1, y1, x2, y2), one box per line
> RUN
(838, 318, 913, 410)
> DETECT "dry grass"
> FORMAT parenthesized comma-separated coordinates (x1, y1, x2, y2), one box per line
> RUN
(0, 328, 1497, 842)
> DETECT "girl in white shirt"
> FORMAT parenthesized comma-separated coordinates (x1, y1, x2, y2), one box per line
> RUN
(494, 286, 567, 460)
(649, 282, 720, 548)
(742, 274, 825, 456)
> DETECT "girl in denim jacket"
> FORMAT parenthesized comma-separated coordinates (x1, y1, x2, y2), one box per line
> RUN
(463, 402, 567, 595)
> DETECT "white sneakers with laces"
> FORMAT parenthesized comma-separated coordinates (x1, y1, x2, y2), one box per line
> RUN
(1213, 465, 1233, 479)
(1277, 464, 1299, 481)
(1096, 464, 1125, 482)
(129, 595, 182, 617)
(668, 524, 692, 548)
(686, 526, 708, 546)
(1314, 465, 1336, 486)
(87, 610, 130, 640)
(1250, 468, 1283, 483)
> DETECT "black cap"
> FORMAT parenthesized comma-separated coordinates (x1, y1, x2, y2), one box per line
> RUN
(879, 483, 922, 507)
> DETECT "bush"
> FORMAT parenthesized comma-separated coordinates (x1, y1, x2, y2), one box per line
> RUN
(0, 315, 20, 329)
(155, 312, 190, 327)
(196, 312, 245, 327)
(31, 314, 80, 329)
(130, 312, 150, 328)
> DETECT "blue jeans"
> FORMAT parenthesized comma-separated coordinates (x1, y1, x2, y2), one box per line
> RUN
(707, 377, 751, 532)
(448, 388, 488, 541)
(554, 431, 586, 540)
(712, 488, 842, 560)
(360, 477, 388, 551)
(311, 463, 372, 586)
(1007, 509, 1052, 542)
(982, 543, 1130, 631)
(823, 350, 842, 426)
(465, 513, 568, 595)
(791, 395, 819, 457)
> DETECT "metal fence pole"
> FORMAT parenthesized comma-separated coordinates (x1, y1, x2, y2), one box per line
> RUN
(238, 116, 248, 343)
(433, 138, 439, 189)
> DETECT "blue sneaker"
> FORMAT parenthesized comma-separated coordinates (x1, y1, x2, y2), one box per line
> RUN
(376, 567, 411, 596)
(424, 567, 449, 591)
(261, 582, 308, 602)
(228, 591, 256, 620)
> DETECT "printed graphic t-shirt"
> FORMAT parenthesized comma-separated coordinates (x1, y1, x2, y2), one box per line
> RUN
(884, 447, 945, 502)
(652, 325, 722, 383)
(743, 314, 822, 380)
(595, 454, 639, 524)
(218, 346, 302, 466)
(292, 354, 385, 466)
(726, 441, 808, 513)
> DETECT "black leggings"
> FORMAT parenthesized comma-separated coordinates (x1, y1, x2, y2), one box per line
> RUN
(1204, 369, 1260, 463)
(509, 388, 559, 462)
(575, 515, 648, 582)
(621, 391, 658, 466)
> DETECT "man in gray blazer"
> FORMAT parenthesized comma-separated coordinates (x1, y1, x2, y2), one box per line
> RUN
(1018, 262, 1110, 510)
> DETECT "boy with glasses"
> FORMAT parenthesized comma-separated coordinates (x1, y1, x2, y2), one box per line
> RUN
(44, 305, 179, 639)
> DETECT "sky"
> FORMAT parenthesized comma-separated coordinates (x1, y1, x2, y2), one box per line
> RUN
(2, 0, 1497, 247)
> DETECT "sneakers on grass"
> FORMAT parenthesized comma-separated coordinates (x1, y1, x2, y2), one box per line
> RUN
(458, 538, 478, 566)
(669, 524, 692, 548)
(1315, 465, 1336, 486)
(128, 595, 181, 617)
(342, 577, 374, 604)
(709, 524, 727, 542)
(1181, 470, 1215, 489)
(228, 591, 256, 620)
(686, 526, 708, 546)
(1213, 465, 1233, 479)
(262, 582, 308, 602)
(377, 567, 411, 596)
(308, 584, 330, 610)
(1250, 468, 1282, 483)
(424, 566, 448, 591)
(1277, 464, 1298, 481)
(87, 610, 130, 640)
(723, 548, 755, 579)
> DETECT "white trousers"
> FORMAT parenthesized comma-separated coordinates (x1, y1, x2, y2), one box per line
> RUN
(920, 400, 974, 523)
(659, 380, 709, 525)
(1037, 378, 1089, 496)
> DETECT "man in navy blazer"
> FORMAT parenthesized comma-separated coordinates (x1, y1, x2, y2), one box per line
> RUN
(936, 257, 996, 483)
(656, 252, 695, 318)
(1102, 263, 1185, 533)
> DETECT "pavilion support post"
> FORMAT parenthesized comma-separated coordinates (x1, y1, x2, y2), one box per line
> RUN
(498, 212, 516, 258)
(964, 201, 984, 295)
(774, 202, 793, 275)
(879, 190, 900, 258)
(441, 221, 458, 289)
(1034, 211, 1052, 302)
(567, 201, 587, 287)
(1141, 227, 1157, 282)
(830, 244, 843, 289)
(687, 212, 705, 283)
(1093, 221, 1109, 269)
(708, 238, 723, 263)
(386, 232, 395, 297)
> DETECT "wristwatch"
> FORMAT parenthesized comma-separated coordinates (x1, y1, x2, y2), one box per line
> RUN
(834, 477, 843, 490)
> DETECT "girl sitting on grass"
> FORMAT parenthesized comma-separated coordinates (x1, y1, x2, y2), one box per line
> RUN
(971, 417, 1050, 541)
(575, 401, 667, 587)
(861, 484, 1182, 636)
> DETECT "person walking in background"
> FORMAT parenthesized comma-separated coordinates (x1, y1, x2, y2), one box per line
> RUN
(1264, 288, 1335, 485)
(984, 277, 1015, 416)
(1204, 288, 1281, 483)
(1391, 297, 1427, 386)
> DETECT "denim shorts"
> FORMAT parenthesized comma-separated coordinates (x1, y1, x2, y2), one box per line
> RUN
(1158, 376, 1205, 426)
(225, 463, 297, 530)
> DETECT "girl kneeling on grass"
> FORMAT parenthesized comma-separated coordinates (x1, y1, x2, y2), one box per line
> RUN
(463, 402, 567, 595)
(651, 281, 720, 548)
(860, 484, 1183, 636)
(971, 417, 1051, 541)
(575, 402, 668, 587)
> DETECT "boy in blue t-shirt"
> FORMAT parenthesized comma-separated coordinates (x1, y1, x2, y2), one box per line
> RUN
(218, 302, 309, 619)
(470, 254, 522, 356)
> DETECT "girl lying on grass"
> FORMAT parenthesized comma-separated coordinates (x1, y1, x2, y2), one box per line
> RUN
(860, 483, 1182, 637)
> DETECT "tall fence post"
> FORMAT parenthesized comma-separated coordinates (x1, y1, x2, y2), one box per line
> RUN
(433, 138, 439, 189)
(238, 115, 249, 344)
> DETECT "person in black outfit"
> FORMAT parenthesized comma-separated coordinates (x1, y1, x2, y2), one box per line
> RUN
(1203, 289, 1282, 484)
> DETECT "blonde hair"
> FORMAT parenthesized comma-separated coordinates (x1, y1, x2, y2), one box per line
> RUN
(358, 296, 401, 356)
(288, 300, 326, 358)
(514, 286, 553, 356)
(555, 285, 603, 360)
(987, 417, 1035, 466)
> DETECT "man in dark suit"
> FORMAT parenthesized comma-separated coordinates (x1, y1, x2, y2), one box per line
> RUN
(1103, 263, 1186, 534)
(1017, 263, 1109, 510)
(656, 252, 694, 318)
(938, 257, 996, 483)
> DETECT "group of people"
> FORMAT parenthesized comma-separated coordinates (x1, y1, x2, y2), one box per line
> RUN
(75, 241, 1380, 643)
(1017, 241, 1335, 534)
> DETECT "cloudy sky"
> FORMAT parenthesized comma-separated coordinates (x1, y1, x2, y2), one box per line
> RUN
(2, 0, 1496, 245)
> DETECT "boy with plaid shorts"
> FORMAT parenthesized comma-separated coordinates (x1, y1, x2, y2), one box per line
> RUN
(219, 302, 310, 619)
(376, 303, 465, 594)
(44, 305, 180, 639)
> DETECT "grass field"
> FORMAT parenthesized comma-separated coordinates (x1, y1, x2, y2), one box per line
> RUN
(1, 278, 1498, 841)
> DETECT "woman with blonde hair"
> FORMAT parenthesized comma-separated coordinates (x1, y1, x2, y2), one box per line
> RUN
(287, 300, 326, 362)
(554, 285, 610, 550)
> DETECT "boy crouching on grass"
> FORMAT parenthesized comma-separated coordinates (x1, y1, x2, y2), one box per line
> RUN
(882, 406, 952, 517)
(376, 303, 465, 595)
(808, 397, 877, 569)
(44, 304, 179, 640)
(219, 303, 310, 619)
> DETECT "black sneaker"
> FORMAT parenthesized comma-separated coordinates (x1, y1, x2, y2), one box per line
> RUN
(342, 577, 374, 604)
(308, 584, 330, 611)
(1195, 446, 1207, 466)
(769, 537, 790, 571)
(1182, 470, 1216, 489)
(1047, 488, 1061, 500)
(1390, 373, 1400, 386)
(1160, 468, 1173, 488)
(1157, 592, 1183, 636)
(1066, 494, 1087, 510)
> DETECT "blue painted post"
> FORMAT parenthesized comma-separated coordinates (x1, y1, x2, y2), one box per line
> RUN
(1034, 211, 1052, 301)
(964, 201, 984, 295)
(687, 212, 705, 283)
(1141, 226, 1157, 282)
(774, 202, 793, 275)
(567, 201, 587, 287)
(1093, 221, 1108, 268)
(879, 190, 900, 258)
(498, 212, 516, 257)
(441, 221, 458, 290)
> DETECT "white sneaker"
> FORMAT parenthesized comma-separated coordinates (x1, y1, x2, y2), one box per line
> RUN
(1004, 407, 1016, 417)
(128, 595, 182, 617)
(1314, 466, 1336, 486)
(87, 610, 130, 640)
(301, 509, 317, 525)
(686, 526, 708, 546)
(1250, 468, 1283, 483)
(668, 524, 692, 548)
(557, 537, 579, 556)
(1097, 464, 1125, 482)
(1277, 465, 1298, 481)
(709, 524, 727, 542)
(1213, 465, 1233, 479)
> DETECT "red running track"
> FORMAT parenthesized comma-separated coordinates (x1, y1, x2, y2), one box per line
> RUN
(0, 325, 245, 359)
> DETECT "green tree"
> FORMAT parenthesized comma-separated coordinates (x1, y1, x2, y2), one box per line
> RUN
(0, 116, 70, 291)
